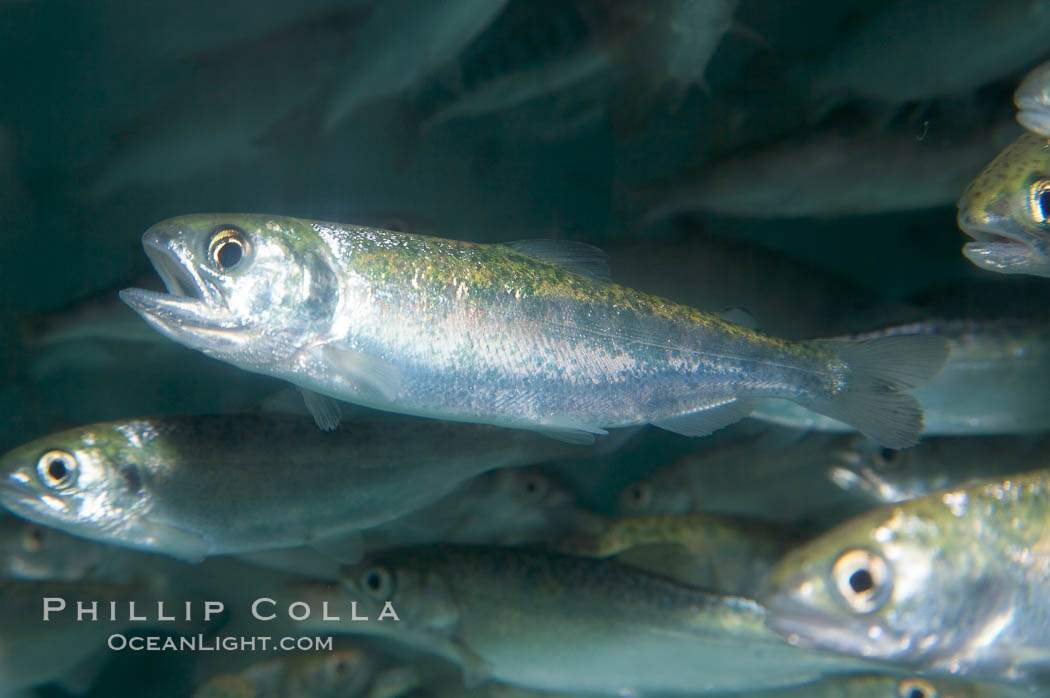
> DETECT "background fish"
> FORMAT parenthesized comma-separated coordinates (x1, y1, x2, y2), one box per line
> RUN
(0, 414, 601, 561)
(322, 545, 884, 695)
(1015, 59, 1050, 136)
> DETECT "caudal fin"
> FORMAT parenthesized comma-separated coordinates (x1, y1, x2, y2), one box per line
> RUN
(802, 335, 949, 449)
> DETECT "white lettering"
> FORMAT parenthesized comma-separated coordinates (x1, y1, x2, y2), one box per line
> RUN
(204, 601, 224, 622)
(378, 602, 400, 621)
(43, 597, 66, 621)
(76, 601, 97, 621)
(252, 598, 276, 621)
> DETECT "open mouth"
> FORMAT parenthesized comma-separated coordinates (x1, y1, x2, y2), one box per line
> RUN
(143, 239, 210, 302)
(957, 211, 1033, 248)
(956, 209, 1047, 273)
(119, 240, 243, 341)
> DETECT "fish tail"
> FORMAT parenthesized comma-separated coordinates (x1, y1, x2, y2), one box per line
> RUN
(802, 335, 949, 449)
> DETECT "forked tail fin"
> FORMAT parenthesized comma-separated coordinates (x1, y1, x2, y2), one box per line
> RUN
(802, 335, 950, 448)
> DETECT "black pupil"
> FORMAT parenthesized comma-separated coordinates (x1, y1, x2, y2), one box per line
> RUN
(849, 569, 874, 593)
(216, 239, 243, 268)
(366, 571, 383, 592)
(1039, 188, 1050, 220)
(880, 447, 898, 463)
(908, 690, 924, 698)
(525, 480, 537, 494)
(48, 458, 68, 481)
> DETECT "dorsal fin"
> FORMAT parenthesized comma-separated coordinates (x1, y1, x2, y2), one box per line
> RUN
(504, 239, 611, 281)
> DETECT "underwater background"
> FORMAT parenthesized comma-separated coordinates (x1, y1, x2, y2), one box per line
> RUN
(1, 0, 1050, 696)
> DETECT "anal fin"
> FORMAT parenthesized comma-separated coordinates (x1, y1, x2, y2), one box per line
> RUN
(652, 397, 754, 437)
(532, 417, 609, 445)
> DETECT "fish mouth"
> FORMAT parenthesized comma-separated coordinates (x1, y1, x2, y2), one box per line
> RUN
(119, 236, 246, 346)
(1017, 108, 1050, 139)
(142, 237, 215, 303)
(957, 210, 1049, 274)
(763, 587, 911, 662)
(0, 474, 67, 521)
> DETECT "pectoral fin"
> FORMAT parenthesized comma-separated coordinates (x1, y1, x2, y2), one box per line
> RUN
(312, 345, 404, 402)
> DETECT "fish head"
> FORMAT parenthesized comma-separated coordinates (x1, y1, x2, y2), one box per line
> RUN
(762, 498, 983, 669)
(957, 132, 1050, 277)
(284, 648, 375, 698)
(340, 549, 460, 636)
(1015, 60, 1050, 138)
(119, 214, 340, 371)
(0, 421, 194, 557)
(827, 436, 937, 505)
(617, 475, 691, 515)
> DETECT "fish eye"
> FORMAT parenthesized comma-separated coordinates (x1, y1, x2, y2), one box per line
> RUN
(359, 565, 394, 601)
(831, 548, 892, 614)
(520, 472, 549, 502)
(36, 450, 78, 490)
(619, 481, 652, 511)
(879, 447, 899, 464)
(21, 524, 45, 553)
(1030, 180, 1050, 224)
(897, 678, 937, 698)
(207, 226, 249, 271)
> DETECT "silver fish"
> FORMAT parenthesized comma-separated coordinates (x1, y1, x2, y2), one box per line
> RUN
(0, 415, 597, 561)
(763, 469, 1050, 682)
(119, 214, 948, 448)
(313, 545, 885, 695)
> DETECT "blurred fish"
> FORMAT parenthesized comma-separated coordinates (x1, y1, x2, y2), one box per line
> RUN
(828, 433, 1050, 506)
(423, 0, 609, 130)
(958, 130, 1050, 277)
(645, 116, 1018, 222)
(322, 0, 509, 129)
(426, 41, 610, 132)
(811, 0, 1050, 103)
(752, 317, 1050, 435)
(430, 673, 1037, 698)
(556, 512, 796, 596)
(0, 513, 117, 581)
(605, 231, 902, 339)
(764, 469, 1050, 682)
(1016, 59, 1050, 136)
(618, 430, 874, 526)
(0, 415, 598, 561)
(89, 9, 369, 198)
(119, 214, 948, 448)
(192, 649, 414, 698)
(578, 0, 738, 114)
(364, 466, 602, 551)
(21, 279, 163, 350)
(321, 546, 883, 695)
(571, 0, 740, 137)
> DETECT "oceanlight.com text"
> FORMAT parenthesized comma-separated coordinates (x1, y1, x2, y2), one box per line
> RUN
(107, 634, 334, 652)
